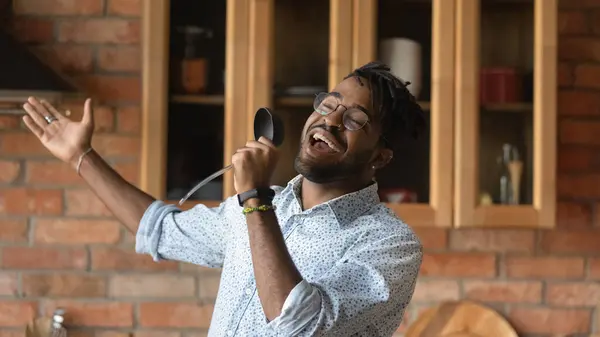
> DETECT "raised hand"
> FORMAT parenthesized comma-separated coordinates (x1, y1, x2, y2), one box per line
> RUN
(232, 136, 279, 194)
(22, 97, 95, 169)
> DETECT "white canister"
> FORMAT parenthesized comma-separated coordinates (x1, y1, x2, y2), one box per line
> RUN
(379, 38, 422, 99)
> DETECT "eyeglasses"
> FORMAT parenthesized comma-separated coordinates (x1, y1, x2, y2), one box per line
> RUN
(313, 92, 370, 131)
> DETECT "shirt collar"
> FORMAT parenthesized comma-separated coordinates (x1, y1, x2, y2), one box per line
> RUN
(282, 174, 381, 227)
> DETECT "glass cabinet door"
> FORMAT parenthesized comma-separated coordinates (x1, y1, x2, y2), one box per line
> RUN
(454, 0, 556, 228)
(352, 0, 455, 227)
(141, 0, 252, 208)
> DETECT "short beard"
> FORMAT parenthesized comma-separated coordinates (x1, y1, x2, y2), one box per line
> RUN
(293, 148, 373, 184)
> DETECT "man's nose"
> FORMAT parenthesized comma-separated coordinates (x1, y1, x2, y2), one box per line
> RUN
(323, 108, 345, 131)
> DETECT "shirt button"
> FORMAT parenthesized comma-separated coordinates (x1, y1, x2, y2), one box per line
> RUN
(227, 330, 233, 336)
(245, 288, 252, 295)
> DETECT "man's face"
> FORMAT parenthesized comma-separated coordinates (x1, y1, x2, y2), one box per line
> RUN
(294, 76, 384, 184)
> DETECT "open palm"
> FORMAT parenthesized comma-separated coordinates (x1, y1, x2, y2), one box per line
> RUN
(22, 97, 95, 167)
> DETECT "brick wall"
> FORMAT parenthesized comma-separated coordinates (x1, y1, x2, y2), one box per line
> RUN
(0, 0, 599, 336)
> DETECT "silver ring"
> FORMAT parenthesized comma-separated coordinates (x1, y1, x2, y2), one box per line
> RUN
(44, 115, 57, 124)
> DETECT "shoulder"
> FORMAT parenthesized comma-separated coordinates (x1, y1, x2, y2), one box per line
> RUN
(349, 204, 423, 258)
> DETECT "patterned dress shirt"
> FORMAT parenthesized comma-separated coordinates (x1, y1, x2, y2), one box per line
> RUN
(136, 174, 422, 336)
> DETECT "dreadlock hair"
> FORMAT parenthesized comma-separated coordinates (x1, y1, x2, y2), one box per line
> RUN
(344, 61, 427, 149)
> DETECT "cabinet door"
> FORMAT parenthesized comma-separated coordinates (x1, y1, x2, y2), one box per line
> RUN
(141, 0, 251, 208)
(252, 0, 353, 187)
(454, 0, 557, 228)
(352, 0, 455, 227)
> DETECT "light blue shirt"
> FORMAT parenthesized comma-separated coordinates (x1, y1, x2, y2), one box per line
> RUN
(136, 174, 422, 336)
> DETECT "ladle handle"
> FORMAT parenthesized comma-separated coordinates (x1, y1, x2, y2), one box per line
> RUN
(178, 164, 232, 205)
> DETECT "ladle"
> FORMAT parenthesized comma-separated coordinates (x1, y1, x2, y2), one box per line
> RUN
(178, 107, 284, 205)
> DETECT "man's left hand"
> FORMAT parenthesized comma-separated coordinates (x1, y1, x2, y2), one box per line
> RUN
(232, 136, 279, 194)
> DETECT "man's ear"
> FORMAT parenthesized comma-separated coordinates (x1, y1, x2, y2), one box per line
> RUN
(372, 148, 393, 170)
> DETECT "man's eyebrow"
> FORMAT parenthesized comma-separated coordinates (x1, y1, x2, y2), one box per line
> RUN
(329, 91, 370, 116)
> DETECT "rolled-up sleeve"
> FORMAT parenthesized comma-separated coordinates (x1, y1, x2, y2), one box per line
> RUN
(268, 233, 422, 336)
(135, 198, 235, 268)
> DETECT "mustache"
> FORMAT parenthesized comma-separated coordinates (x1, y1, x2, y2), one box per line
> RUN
(307, 124, 346, 147)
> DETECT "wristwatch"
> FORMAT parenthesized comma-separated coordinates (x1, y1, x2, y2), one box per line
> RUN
(237, 187, 276, 207)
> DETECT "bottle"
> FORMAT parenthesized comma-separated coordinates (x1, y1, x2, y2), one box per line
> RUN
(498, 143, 512, 204)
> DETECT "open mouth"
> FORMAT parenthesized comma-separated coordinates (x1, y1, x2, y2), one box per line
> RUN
(308, 130, 344, 153)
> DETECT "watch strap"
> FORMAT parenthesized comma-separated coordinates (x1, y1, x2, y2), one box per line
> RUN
(237, 187, 275, 207)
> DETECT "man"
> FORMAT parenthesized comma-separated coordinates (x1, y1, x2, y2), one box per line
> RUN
(22, 61, 425, 336)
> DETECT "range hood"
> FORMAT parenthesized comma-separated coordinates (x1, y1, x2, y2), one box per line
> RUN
(0, 2, 82, 114)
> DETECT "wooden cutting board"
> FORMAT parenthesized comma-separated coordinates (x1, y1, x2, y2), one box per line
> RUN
(405, 301, 518, 337)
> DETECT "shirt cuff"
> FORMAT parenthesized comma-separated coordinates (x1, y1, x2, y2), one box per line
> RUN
(135, 200, 178, 261)
(267, 280, 321, 335)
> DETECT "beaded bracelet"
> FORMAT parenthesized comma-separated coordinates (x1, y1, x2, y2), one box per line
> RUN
(242, 204, 276, 215)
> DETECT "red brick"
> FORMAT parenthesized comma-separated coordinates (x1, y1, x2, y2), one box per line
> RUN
(0, 116, 20, 130)
(0, 219, 28, 243)
(556, 202, 593, 228)
(34, 219, 121, 244)
(93, 134, 140, 157)
(76, 75, 141, 102)
(506, 256, 585, 279)
(574, 64, 600, 89)
(139, 302, 213, 328)
(2, 247, 87, 270)
(0, 161, 20, 183)
(0, 274, 18, 296)
(0, 188, 62, 215)
(13, 0, 103, 15)
(97, 46, 141, 72)
(558, 62, 574, 86)
(0, 133, 50, 156)
(117, 106, 141, 134)
(411, 280, 459, 303)
(559, 10, 589, 34)
(558, 146, 600, 172)
(113, 161, 139, 184)
(0, 330, 26, 337)
(541, 230, 600, 254)
(588, 258, 600, 279)
(0, 301, 37, 327)
(43, 301, 133, 327)
(420, 253, 496, 278)
(90, 247, 178, 272)
(108, 0, 140, 16)
(198, 275, 221, 299)
(558, 90, 600, 116)
(59, 103, 115, 132)
(9, 17, 54, 43)
(65, 189, 111, 216)
(559, 37, 600, 62)
(32, 45, 93, 74)
(412, 228, 446, 250)
(109, 274, 195, 298)
(463, 280, 541, 303)
(26, 161, 82, 185)
(133, 333, 180, 337)
(58, 19, 140, 44)
(558, 174, 600, 198)
(449, 229, 534, 253)
(546, 282, 600, 306)
(508, 307, 591, 335)
(560, 120, 600, 145)
(21, 273, 106, 297)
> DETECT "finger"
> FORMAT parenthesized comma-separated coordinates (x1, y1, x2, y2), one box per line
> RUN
(235, 147, 255, 153)
(27, 97, 52, 119)
(257, 136, 275, 148)
(82, 98, 94, 126)
(23, 102, 48, 129)
(22, 115, 44, 139)
(245, 140, 269, 151)
(40, 99, 66, 121)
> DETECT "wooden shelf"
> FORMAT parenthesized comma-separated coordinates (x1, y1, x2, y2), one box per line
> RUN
(482, 102, 533, 112)
(171, 95, 225, 105)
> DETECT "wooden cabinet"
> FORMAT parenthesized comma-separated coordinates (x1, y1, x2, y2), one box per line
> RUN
(140, 0, 557, 227)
